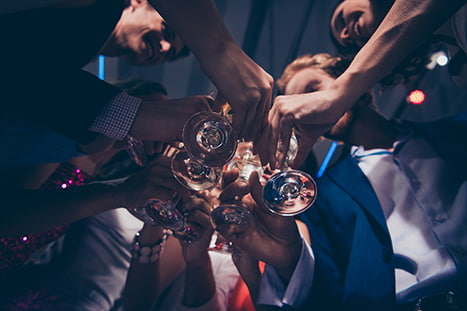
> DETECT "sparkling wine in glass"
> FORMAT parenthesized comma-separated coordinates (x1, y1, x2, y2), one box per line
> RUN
(226, 141, 264, 182)
(262, 132, 318, 216)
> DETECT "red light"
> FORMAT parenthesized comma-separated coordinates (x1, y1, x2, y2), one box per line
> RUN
(407, 89, 426, 105)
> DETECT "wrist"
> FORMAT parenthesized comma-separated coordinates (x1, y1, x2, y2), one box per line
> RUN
(131, 229, 169, 264)
(185, 251, 210, 267)
(275, 240, 302, 283)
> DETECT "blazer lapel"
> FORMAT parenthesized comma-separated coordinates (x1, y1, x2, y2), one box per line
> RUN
(325, 155, 390, 237)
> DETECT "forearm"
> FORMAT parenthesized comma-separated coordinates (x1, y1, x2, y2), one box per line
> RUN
(337, 0, 466, 101)
(123, 226, 165, 311)
(183, 252, 216, 308)
(0, 183, 123, 236)
(150, 0, 236, 63)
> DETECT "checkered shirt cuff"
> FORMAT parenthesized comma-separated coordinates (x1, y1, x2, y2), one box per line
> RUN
(89, 92, 142, 140)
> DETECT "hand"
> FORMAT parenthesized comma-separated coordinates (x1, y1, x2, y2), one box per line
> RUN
(119, 155, 192, 210)
(218, 170, 302, 282)
(201, 43, 273, 142)
(232, 247, 261, 301)
(129, 95, 212, 143)
(177, 195, 214, 263)
(258, 90, 348, 170)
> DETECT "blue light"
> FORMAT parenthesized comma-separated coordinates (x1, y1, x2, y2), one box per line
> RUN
(98, 55, 105, 80)
(317, 141, 338, 178)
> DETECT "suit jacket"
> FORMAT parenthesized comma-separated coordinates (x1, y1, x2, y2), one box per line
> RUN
(299, 119, 467, 311)
(0, 0, 124, 144)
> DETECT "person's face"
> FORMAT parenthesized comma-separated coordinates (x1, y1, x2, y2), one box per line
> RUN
(330, 0, 388, 49)
(285, 67, 356, 141)
(117, 0, 185, 66)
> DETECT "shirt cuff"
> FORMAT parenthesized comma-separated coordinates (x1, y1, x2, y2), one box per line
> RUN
(256, 238, 315, 308)
(89, 92, 141, 140)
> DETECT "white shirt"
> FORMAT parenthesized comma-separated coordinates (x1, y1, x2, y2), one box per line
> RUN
(257, 128, 467, 307)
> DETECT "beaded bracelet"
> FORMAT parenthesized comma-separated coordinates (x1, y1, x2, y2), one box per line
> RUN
(131, 230, 169, 264)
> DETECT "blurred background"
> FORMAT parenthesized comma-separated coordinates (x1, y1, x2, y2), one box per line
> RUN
(85, 0, 467, 169)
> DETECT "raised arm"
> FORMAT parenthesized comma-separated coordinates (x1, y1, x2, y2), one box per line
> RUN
(261, 0, 466, 169)
(150, 0, 273, 141)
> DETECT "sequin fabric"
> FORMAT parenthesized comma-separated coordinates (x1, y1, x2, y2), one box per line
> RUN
(0, 162, 90, 270)
(0, 162, 91, 310)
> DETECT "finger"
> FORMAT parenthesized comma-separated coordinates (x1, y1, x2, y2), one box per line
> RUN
(276, 122, 293, 169)
(251, 91, 272, 144)
(267, 102, 281, 170)
(232, 107, 247, 141)
(248, 171, 264, 208)
(221, 169, 240, 189)
(241, 105, 256, 141)
(291, 134, 318, 169)
(186, 208, 212, 229)
(211, 92, 228, 114)
(182, 197, 212, 215)
(143, 141, 156, 156)
(219, 180, 250, 203)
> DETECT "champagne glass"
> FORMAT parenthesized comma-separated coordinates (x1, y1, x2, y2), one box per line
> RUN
(226, 140, 264, 182)
(171, 110, 236, 191)
(171, 148, 221, 191)
(127, 197, 197, 242)
(209, 141, 262, 252)
(182, 111, 237, 167)
(209, 203, 255, 253)
(124, 135, 147, 167)
(262, 132, 318, 216)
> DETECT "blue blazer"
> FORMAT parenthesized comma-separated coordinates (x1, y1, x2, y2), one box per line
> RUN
(299, 119, 467, 311)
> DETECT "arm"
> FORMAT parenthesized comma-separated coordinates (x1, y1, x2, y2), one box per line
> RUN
(261, 0, 467, 169)
(178, 197, 218, 308)
(218, 170, 315, 308)
(123, 225, 167, 311)
(150, 0, 273, 141)
(0, 156, 192, 236)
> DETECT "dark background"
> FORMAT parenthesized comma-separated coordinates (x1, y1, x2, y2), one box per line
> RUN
(85, 0, 467, 167)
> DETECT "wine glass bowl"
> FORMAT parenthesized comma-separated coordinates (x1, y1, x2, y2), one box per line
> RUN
(171, 150, 221, 191)
(262, 169, 317, 216)
(182, 111, 237, 167)
(128, 198, 184, 231)
(209, 204, 255, 237)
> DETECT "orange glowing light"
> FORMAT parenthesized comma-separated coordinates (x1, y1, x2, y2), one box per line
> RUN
(407, 90, 426, 105)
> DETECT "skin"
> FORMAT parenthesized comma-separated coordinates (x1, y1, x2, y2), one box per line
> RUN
(330, 0, 392, 48)
(284, 66, 357, 141)
(101, 0, 185, 66)
(259, 0, 466, 170)
(12, 0, 273, 150)
(152, 0, 273, 141)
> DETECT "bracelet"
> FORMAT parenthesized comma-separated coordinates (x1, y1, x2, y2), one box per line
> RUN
(131, 230, 169, 264)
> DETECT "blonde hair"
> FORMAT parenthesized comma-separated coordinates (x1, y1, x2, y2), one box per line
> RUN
(276, 53, 349, 94)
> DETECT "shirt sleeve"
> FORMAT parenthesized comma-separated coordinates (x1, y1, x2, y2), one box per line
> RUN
(256, 238, 315, 308)
(88, 92, 142, 141)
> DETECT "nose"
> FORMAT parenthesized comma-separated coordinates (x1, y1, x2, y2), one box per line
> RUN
(160, 40, 171, 53)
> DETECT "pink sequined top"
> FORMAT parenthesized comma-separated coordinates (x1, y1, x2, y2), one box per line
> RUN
(0, 162, 92, 310)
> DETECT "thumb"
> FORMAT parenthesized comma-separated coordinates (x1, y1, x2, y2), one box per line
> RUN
(211, 92, 229, 114)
